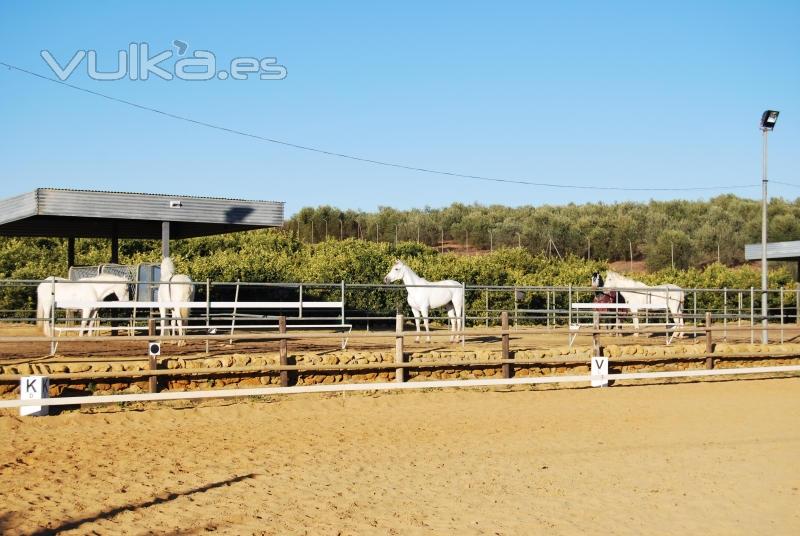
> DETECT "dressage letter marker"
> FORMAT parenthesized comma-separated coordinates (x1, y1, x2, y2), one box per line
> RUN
(591, 357, 608, 387)
(20, 376, 49, 416)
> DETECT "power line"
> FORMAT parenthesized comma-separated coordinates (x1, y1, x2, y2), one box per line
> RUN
(772, 181, 800, 189)
(1, 61, 760, 193)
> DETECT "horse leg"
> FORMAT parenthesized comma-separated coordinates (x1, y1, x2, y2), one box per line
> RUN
(170, 309, 179, 345)
(421, 306, 431, 343)
(675, 310, 685, 338)
(411, 308, 422, 343)
(83, 308, 96, 337)
(446, 304, 456, 343)
(176, 310, 188, 347)
(159, 306, 168, 339)
(632, 312, 640, 337)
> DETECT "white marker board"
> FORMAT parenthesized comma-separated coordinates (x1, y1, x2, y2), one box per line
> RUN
(20, 376, 49, 416)
(591, 357, 608, 387)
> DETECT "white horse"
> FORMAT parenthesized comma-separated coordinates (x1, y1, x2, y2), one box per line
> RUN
(600, 270, 685, 338)
(36, 274, 131, 337)
(158, 257, 195, 346)
(383, 259, 465, 343)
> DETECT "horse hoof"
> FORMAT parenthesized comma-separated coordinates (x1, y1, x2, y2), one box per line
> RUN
(414, 337, 420, 343)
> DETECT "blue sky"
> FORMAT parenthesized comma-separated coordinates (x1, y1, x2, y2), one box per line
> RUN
(0, 1, 798, 215)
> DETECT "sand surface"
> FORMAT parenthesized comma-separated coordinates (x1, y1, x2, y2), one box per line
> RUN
(1, 379, 799, 535)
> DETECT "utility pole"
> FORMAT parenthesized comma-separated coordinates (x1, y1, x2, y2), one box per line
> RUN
(629, 240, 633, 271)
(760, 110, 780, 343)
(671, 242, 674, 270)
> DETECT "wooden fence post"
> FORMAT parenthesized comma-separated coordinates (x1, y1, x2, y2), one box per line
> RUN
(148, 353, 158, 393)
(592, 330, 601, 358)
(501, 311, 512, 378)
(705, 311, 714, 369)
(395, 314, 406, 382)
(279, 316, 289, 387)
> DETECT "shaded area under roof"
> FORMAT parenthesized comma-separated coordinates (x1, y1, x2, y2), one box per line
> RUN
(745, 240, 800, 262)
(0, 188, 284, 239)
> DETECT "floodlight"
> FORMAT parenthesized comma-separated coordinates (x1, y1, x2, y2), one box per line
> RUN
(760, 110, 779, 130)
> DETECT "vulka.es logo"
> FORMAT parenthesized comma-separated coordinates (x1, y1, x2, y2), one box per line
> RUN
(40, 41, 287, 81)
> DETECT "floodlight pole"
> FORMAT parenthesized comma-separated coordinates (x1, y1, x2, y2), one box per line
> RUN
(761, 127, 769, 344)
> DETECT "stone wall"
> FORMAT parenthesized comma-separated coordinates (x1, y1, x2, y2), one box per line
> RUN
(1, 343, 799, 398)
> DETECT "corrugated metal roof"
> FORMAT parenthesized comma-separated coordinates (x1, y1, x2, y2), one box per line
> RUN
(744, 240, 800, 261)
(38, 187, 282, 204)
(0, 188, 284, 239)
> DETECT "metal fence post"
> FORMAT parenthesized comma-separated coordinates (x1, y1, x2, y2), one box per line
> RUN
(796, 282, 800, 326)
(205, 278, 211, 354)
(341, 280, 346, 326)
(485, 288, 489, 327)
(461, 282, 466, 348)
(49, 277, 56, 355)
(546, 290, 550, 329)
(750, 287, 754, 344)
(513, 287, 518, 329)
(738, 291, 743, 328)
(501, 311, 512, 378)
(723, 288, 728, 342)
(665, 286, 670, 345)
(299, 284, 304, 319)
(395, 314, 406, 382)
(279, 316, 289, 387)
(567, 284, 573, 327)
(780, 287, 784, 343)
(229, 278, 240, 344)
(705, 311, 714, 369)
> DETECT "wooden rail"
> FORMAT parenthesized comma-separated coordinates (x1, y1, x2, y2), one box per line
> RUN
(2, 353, 800, 383)
(3, 365, 800, 410)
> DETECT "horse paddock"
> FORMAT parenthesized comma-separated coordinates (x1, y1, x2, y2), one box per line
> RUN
(1, 378, 798, 534)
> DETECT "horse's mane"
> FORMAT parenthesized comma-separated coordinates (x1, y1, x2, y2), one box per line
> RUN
(605, 270, 648, 289)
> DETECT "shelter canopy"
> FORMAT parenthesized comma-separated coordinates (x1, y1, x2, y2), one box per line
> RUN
(0, 188, 284, 239)
(744, 240, 800, 262)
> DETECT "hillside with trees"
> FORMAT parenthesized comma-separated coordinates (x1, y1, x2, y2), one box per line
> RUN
(286, 195, 800, 271)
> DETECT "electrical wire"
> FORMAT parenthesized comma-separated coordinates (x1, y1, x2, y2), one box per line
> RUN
(0, 61, 764, 193)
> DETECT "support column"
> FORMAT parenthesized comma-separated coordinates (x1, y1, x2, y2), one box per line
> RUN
(161, 221, 170, 259)
(67, 237, 75, 269)
(110, 228, 119, 264)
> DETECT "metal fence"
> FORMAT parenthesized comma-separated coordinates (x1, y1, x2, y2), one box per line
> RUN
(1, 278, 799, 342)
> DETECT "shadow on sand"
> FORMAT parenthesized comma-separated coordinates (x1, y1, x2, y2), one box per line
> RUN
(28, 473, 258, 536)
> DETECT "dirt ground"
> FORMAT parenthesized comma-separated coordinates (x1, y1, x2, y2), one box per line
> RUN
(1, 378, 798, 535)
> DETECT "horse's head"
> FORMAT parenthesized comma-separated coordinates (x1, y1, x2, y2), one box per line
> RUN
(383, 259, 405, 284)
(591, 272, 604, 289)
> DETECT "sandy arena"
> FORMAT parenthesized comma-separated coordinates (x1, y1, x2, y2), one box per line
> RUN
(1, 378, 799, 535)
